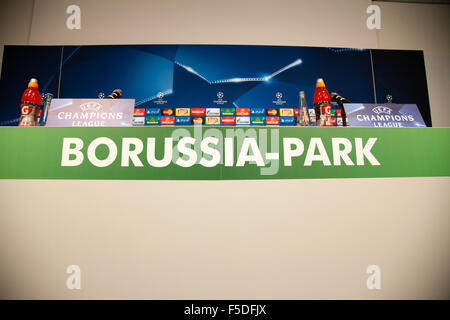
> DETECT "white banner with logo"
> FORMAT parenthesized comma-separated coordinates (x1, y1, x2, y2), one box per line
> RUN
(344, 103, 426, 127)
(46, 98, 135, 127)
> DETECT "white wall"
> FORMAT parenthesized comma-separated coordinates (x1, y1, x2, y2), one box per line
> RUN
(28, 0, 377, 47)
(375, 1, 450, 126)
(1, 178, 449, 299)
(0, 0, 449, 299)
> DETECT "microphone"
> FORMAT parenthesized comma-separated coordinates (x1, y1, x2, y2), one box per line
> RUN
(106, 89, 122, 99)
(330, 92, 350, 127)
(331, 92, 351, 104)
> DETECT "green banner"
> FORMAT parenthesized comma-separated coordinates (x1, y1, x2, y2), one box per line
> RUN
(0, 127, 448, 180)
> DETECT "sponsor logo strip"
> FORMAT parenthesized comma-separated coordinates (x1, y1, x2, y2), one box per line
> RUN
(162, 108, 174, 116)
(280, 108, 294, 117)
(221, 108, 235, 116)
(236, 116, 250, 125)
(251, 108, 265, 116)
(266, 116, 280, 125)
(206, 108, 221, 116)
(161, 116, 175, 125)
(145, 116, 160, 125)
(132, 116, 145, 126)
(191, 108, 205, 116)
(175, 117, 191, 125)
(251, 116, 265, 125)
(280, 116, 295, 126)
(146, 108, 161, 116)
(176, 108, 190, 116)
(221, 116, 235, 125)
(206, 116, 220, 125)
(133, 108, 145, 117)
(236, 108, 250, 116)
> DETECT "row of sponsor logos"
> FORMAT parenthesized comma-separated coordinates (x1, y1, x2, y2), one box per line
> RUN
(133, 116, 302, 126)
(134, 107, 343, 118)
(131, 107, 339, 126)
(133, 107, 303, 117)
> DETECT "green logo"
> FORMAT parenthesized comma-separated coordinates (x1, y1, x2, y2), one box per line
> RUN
(145, 116, 160, 125)
(331, 108, 337, 116)
(251, 116, 265, 125)
(221, 108, 235, 116)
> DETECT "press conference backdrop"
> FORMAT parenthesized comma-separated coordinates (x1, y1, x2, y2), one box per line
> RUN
(0, 45, 432, 127)
(0, 0, 449, 300)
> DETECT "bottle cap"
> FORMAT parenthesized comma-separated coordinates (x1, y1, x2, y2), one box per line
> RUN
(316, 78, 325, 88)
(28, 78, 39, 88)
(299, 91, 305, 97)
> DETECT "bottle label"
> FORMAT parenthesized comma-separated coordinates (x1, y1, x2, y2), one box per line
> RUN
(21, 103, 38, 116)
(320, 104, 331, 115)
(19, 103, 40, 127)
(19, 115, 36, 127)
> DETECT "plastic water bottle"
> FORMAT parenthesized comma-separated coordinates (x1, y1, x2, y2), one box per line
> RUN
(18, 78, 41, 127)
(298, 91, 310, 126)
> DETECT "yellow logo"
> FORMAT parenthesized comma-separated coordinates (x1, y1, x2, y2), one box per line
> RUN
(206, 117, 220, 125)
(176, 108, 190, 116)
(280, 108, 294, 116)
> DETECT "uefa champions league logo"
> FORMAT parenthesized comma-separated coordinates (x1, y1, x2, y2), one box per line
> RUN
(372, 106, 392, 115)
(273, 92, 286, 105)
(80, 102, 102, 112)
(154, 91, 168, 105)
(213, 91, 227, 105)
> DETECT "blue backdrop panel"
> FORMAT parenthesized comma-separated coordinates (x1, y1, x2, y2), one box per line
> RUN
(0, 44, 431, 126)
(0, 45, 61, 125)
(372, 49, 431, 126)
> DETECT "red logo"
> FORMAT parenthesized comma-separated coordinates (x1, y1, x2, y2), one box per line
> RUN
(191, 108, 205, 116)
(133, 108, 145, 116)
(295, 109, 298, 117)
(21, 104, 34, 115)
(266, 116, 280, 125)
(192, 117, 204, 125)
(221, 116, 235, 125)
(266, 109, 278, 116)
(160, 116, 175, 125)
(162, 109, 174, 116)
(236, 108, 250, 116)
(336, 109, 342, 117)
(321, 104, 331, 115)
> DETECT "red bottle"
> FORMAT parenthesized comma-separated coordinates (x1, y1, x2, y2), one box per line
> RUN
(19, 78, 41, 127)
(313, 78, 331, 126)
